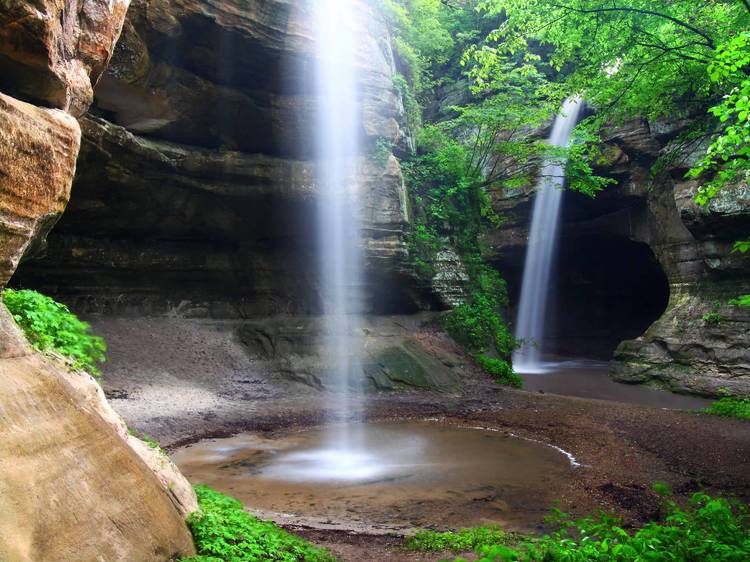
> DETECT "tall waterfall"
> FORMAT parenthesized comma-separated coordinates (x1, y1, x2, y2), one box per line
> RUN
(271, 0, 374, 478)
(513, 98, 583, 373)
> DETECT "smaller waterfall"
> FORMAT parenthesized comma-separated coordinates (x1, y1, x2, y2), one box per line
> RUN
(513, 98, 583, 374)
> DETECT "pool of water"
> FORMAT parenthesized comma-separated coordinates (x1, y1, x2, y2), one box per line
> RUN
(172, 421, 575, 532)
(518, 359, 711, 410)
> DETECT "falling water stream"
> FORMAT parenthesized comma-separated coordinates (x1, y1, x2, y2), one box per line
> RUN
(513, 98, 584, 374)
(260, 0, 375, 481)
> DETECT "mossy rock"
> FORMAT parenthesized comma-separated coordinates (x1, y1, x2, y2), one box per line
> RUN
(363, 340, 460, 391)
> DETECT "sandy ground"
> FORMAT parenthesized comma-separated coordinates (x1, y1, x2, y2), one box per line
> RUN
(93, 316, 750, 561)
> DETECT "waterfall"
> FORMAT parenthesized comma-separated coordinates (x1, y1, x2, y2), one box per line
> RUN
(513, 98, 583, 374)
(262, 0, 377, 480)
(314, 0, 362, 426)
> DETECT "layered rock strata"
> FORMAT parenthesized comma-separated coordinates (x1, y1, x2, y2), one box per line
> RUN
(14, 0, 419, 315)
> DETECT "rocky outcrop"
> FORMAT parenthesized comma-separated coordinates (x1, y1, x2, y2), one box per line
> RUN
(0, 1, 197, 559)
(239, 314, 461, 392)
(0, 0, 130, 116)
(487, 118, 750, 396)
(14, 0, 419, 315)
(0, 93, 80, 288)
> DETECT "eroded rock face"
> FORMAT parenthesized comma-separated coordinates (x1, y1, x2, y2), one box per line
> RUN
(0, 93, 80, 289)
(14, 0, 419, 315)
(0, 0, 130, 116)
(487, 118, 750, 395)
(239, 314, 462, 392)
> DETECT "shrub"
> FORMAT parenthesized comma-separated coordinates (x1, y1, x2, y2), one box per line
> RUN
(2, 288, 106, 376)
(182, 485, 335, 562)
(704, 397, 750, 421)
(474, 355, 522, 389)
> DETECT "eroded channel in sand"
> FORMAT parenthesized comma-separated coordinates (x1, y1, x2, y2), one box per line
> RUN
(172, 420, 575, 533)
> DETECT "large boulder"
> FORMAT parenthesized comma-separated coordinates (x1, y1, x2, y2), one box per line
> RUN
(0, 321, 195, 561)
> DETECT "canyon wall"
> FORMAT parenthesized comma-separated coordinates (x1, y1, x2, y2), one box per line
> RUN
(8, 1, 748, 398)
(0, 2, 196, 560)
(14, 0, 420, 316)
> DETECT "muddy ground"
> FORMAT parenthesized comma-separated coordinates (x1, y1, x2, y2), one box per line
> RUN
(96, 317, 750, 561)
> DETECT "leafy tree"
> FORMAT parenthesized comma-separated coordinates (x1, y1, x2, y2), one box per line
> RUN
(474, 0, 749, 121)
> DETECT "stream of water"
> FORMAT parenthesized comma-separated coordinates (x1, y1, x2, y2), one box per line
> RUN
(269, 0, 373, 481)
(513, 98, 584, 374)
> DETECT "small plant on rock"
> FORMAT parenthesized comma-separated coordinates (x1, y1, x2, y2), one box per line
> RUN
(2, 288, 107, 376)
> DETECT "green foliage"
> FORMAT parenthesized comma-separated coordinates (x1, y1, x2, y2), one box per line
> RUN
(441, 262, 520, 388)
(734, 239, 750, 254)
(448, 491, 750, 561)
(370, 137, 394, 166)
(704, 397, 750, 421)
(2, 288, 106, 376)
(702, 310, 722, 326)
(406, 526, 513, 552)
(473, 0, 750, 200)
(689, 32, 750, 204)
(182, 486, 335, 562)
(476, 0, 748, 121)
(128, 429, 167, 455)
(473, 355, 522, 388)
(729, 295, 750, 308)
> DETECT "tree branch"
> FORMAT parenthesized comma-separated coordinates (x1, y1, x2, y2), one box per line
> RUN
(549, 3, 715, 49)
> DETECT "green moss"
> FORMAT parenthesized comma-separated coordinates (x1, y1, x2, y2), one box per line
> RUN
(182, 486, 335, 562)
(2, 288, 107, 376)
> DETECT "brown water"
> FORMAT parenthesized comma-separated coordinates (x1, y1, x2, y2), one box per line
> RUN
(172, 421, 575, 533)
(519, 359, 711, 410)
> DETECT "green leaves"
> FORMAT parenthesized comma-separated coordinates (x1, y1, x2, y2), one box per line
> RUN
(444, 491, 750, 561)
(704, 397, 750, 421)
(183, 486, 335, 562)
(406, 526, 513, 552)
(2, 288, 107, 376)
